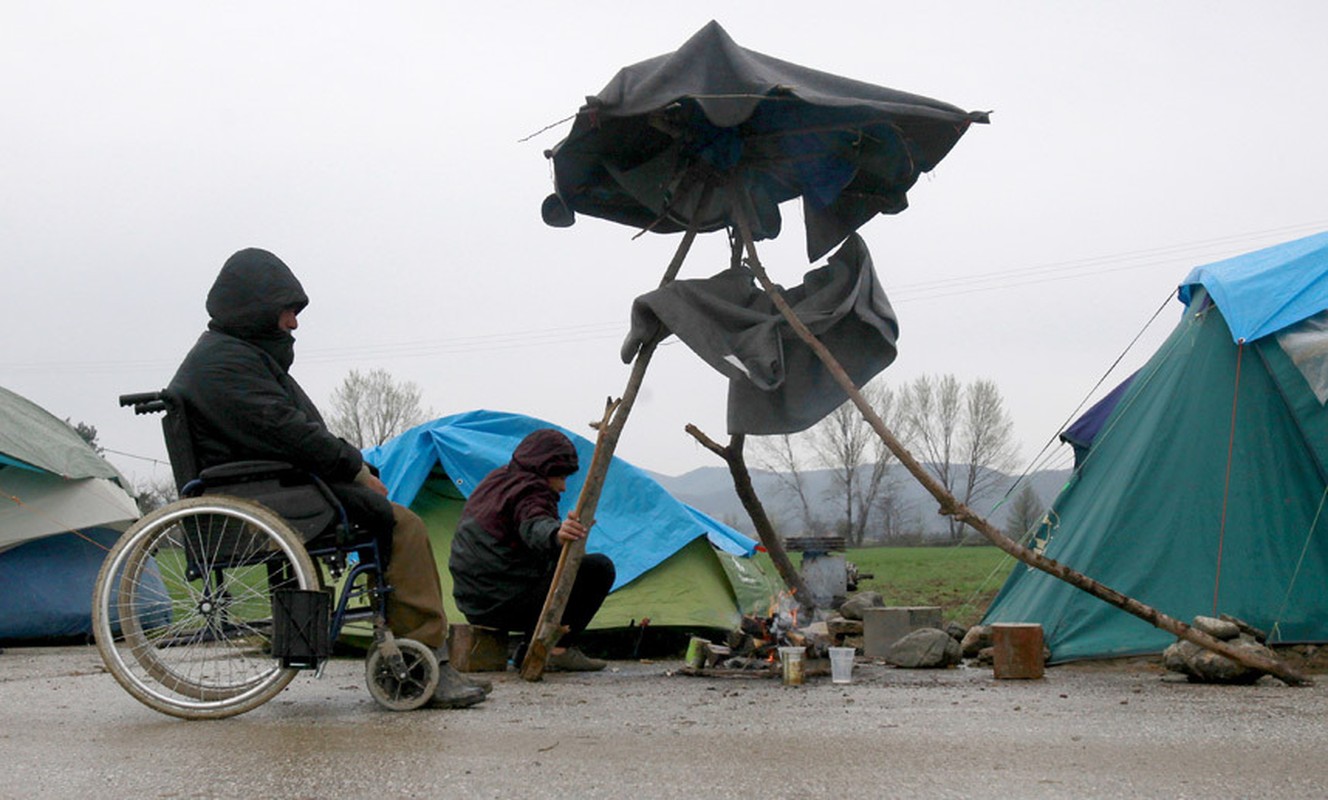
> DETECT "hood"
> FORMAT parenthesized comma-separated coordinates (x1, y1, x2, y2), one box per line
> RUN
(205, 248, 309, 339)
(510, 429, 579, 478)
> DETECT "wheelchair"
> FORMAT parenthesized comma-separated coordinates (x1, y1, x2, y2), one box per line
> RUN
(92, 390, 441, 719)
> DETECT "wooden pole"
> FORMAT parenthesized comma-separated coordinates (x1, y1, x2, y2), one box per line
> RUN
(728, 198, 1312, 687)
(520, 216, 706, 681)
(683, 425, 816, 616)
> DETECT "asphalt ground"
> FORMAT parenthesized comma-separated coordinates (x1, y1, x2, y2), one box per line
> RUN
(2, 645, 1326, 799)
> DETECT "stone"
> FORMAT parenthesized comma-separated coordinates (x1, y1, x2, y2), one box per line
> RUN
(945, 621, 968, 642)
(960, 625, 993, 658)
(1219, 614, 1269, 643)
(863, 606, 943, 658)
(827, 617, 865, 637)
(1163, 634, 1275, 684)
(1191, 615, 1241, 641)
(972, 646, 994, 667)
(838, 592, 884, 621)
(885, 628, 962, 669)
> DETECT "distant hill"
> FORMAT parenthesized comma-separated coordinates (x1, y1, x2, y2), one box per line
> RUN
(650, 462, 1072, 543)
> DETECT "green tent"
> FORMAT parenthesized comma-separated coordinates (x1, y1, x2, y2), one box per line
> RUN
(407, 475, 781, 633)
(984, 232, 1328, 661)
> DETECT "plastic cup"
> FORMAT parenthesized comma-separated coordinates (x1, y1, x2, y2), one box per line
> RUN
(829, 646, 855, 684)
(778, 646, 804, 686)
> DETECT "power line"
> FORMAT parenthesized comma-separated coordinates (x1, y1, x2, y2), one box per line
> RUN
(7, 221, 1324, 372)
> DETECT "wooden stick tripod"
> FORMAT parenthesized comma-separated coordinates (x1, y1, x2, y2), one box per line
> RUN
(522, 185, 1312, 686)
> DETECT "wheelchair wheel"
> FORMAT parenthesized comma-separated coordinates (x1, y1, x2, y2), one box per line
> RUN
(92, 496, 319, 720)
(365, 639, 439, 711)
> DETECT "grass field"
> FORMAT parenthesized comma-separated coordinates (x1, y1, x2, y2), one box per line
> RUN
(760, 544, 1018, 627)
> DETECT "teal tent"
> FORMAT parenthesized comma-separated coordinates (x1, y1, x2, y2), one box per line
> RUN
(984, 232, 1328, 661)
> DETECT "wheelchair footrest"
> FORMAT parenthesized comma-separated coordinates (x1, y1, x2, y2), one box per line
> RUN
(272, 588, 333, 669)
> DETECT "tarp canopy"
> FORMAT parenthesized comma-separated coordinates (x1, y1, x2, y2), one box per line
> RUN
(984, 234, 1328, 661)
(542, 20, 989, 261)
(1179, 230, 1328, 343)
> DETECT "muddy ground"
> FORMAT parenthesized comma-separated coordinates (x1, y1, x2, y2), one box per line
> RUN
(1, 645, 1326, 799)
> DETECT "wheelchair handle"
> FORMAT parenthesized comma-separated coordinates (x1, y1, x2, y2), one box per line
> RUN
(119, 391, 169, 415)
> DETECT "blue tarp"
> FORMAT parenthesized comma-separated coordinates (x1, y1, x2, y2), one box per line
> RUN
(364, 410, 757, 591)
(1179, 230, 1328, 343)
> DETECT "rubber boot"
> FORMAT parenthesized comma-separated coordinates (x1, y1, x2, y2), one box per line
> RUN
(432, 647, 493, 695)
(427, 663, 487, 709)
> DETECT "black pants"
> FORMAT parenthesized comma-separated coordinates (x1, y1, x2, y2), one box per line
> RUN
(467, 553, 615, 646)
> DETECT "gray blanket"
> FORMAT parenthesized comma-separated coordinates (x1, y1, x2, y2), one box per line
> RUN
(621, 234, 897, 435)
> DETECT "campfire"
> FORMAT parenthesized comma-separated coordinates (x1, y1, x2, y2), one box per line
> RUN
(683, 593, 831, 676)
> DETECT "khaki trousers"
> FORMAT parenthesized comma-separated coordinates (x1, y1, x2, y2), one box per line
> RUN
(383, 503, 448, 650)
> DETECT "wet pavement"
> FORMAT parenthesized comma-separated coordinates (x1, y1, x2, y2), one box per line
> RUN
(2, 645, 1327, 798)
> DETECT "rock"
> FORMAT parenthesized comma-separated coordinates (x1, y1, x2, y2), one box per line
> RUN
(885, 628, 962, 669)
(1219, 614, 1269, 643)
(1192, 615, 1241, 641)
(838, 592, 884, 621)
(960, 625, 993, 658)
(827, 617, 865, 637)
(1163, 634, 1275, 684)
(945, 621, 968, 642)
(1162, 640, 1198, 673)
(972, 646, 994, 667)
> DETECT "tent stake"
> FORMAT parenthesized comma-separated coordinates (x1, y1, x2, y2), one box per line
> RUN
(728, 200, 1312, 687)
(521, 219, 705, 681)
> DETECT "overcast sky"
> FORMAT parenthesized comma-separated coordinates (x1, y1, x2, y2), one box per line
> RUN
(5, 2, 1327, 493)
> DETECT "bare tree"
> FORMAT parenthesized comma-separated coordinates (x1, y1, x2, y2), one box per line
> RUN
(808, 383, 898, 547)
(899, 374, 1019, 543)
(1005, 482, 1045, 540)
(326, 368, 431, 448)
(750, 433, 825, 536)
(134, 475, 178, 515)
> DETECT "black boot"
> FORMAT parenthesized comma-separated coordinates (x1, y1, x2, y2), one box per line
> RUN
(426, 663, 487, 709)
(432, 648, 493, 695)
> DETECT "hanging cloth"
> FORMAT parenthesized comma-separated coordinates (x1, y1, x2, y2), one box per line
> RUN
(621, 233, 898, 435)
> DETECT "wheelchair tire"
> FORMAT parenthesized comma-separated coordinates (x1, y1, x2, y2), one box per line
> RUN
(365, 638, 439, 712)
(92, 496, 320, 720)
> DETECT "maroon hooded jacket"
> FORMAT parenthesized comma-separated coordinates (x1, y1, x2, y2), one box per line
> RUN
(448, 429, 579, 618)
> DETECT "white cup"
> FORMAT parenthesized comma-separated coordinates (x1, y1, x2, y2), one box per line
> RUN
(829, 646, 855, 684)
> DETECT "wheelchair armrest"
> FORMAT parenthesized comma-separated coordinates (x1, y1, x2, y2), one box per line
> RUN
(198, 460, 303, 484)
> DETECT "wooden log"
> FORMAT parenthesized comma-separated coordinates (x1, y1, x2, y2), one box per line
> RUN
(991, 623, 1045, 680)
(447, 624, 510, 673)
(520, 210, 708, 681)
(683, 426, 817, 616)
(728, 194, 1312, 688)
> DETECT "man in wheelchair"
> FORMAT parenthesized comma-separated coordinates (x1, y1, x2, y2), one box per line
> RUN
(167, 247, 487, 710)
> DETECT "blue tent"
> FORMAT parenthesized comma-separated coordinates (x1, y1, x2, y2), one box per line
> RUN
(0, 386, 141, 641)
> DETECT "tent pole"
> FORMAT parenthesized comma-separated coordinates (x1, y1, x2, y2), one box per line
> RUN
(520, 212, 706, 681)
(728, 198, 1312, 687)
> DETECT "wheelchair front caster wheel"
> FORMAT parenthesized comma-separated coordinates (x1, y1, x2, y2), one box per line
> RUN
(365, 638, 439, 711)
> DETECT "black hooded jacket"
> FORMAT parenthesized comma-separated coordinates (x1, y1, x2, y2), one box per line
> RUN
(449, 429, 579, 617)
(167, 249, 370, 494)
